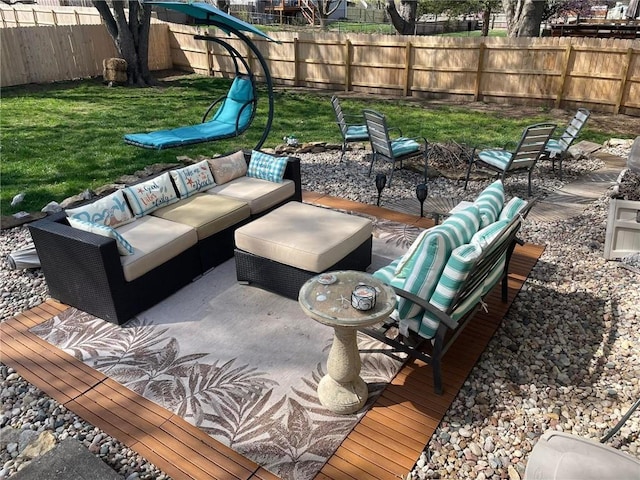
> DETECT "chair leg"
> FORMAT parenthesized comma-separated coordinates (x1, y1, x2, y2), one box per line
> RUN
(387, 164, 395, 187)
(527, 169, 533, 197)
(558, 154, 564, 181)
(422, 149, 429, 183)
(341, 140, 347, 161)
(368, 152, 376, 177)
(464, 153, 475, 191)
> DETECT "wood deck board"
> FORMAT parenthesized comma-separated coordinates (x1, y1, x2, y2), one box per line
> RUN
(1, 194, 544, 480)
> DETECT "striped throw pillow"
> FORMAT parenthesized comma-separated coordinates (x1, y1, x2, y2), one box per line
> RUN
(499, 197, 527, 221)
(247, 150, 288, 183)
(395, 205, 480, 279)
(67, 217, 134, 256)
(429, 243, 482, 314)
(474, 180, 505, 227)
(470, 219, 509, 250)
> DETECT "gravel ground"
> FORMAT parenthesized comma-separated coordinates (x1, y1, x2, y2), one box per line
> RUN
(1, 142, 638, 479)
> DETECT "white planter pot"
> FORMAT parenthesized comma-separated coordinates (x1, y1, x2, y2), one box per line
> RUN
(604, 198, 640, 260)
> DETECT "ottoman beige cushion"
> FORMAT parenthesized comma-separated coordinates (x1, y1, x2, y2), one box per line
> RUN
(206, 177, 295, 215)
(118, 216, 198, 282)
(234, 202, 373, 273)
(151, 193, 250, 240)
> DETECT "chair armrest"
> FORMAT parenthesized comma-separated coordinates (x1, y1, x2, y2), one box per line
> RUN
(388, 126, 403, 137)
(391, 286, 459, 330)
(284, 156, 302, 202)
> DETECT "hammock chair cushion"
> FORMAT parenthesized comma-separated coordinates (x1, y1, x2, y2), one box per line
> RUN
(123, 76, 256, 150)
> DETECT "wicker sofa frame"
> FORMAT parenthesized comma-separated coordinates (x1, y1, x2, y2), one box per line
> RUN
(29, 153, 302, 325)
(234, 236, 373, 300)
(363, 200, 535, 395)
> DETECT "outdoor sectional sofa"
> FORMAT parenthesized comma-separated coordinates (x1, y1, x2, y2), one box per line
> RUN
(29, 150, 302, 325)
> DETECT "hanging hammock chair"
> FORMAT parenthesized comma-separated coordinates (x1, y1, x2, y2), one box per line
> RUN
(123, 1, 276, 150)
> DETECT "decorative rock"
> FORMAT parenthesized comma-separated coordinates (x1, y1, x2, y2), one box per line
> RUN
(18, 431, 56, 460)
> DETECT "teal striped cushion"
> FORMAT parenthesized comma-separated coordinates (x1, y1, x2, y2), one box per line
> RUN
(470, 219, 509, 250)
(478, 149, 511, 169)
(396, 228, 451, 319)
(545, 138, 567, 155)
(429, 243, 482, 314)
(482, 254, 507, 295)
(345, 125, 368, 140)
(391, 137, 420, 157)
(474, 180, 505, 227)
(395, 205, 480, 279)
(499, 197, 527, 221)
(373, 258, 404, 290)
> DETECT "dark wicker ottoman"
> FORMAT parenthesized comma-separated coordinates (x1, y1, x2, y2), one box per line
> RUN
(234, 202, 373, 300)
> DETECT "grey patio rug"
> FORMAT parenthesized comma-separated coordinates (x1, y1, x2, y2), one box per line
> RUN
(31, 216, 420, 480)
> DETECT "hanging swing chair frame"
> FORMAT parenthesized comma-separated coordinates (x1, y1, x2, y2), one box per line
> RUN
(124, 1, 276, 151)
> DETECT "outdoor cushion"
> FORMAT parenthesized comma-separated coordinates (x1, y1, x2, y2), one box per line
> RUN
(499, 197, 528, 221)
(247, 150, 288, 183)
(372, 258, 405, 290)
(66, 189, 135, 228)
(169, 160, 216, 198)
(67, 217, 134, 256)
(123, 172, 180, 217)
(391, 137, 420, 157)
(234, 202, 372, 273)
(394, 205, 481, 279)
(474, 180, 505, 227)
(124, 122, 243, 150)
(151, 194, 250, 241)
(477, 149, 512, 170)
(117, 215, 198, 282)
(206, 177, 295, 215)
(545, 138, 566, 156)
(471, 219, 510, 249)
(345, 125, 369, 140)
(208, 150, 247, 185)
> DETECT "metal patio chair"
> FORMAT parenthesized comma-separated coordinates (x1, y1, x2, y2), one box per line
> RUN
(464, 123, 557, 197)
(542, 107, 591, 180)
(331, 95, 369, 160)
(363, 109, 428, 187)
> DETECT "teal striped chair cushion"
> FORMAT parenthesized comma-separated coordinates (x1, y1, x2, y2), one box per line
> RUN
(474, 180, 505, 227)
(545, 138, 567, 155)
(391, 137, 420, 157)
(345, 125, 369, 141)
(394, 205, 481, 279)
(482, 254, 507, 295)
(372, 258, 405, 290)
(427, 242, 482, 323)
(499, 197, 527, 221)
(470, 219, 509, 250)
(478, 149, 512, 170)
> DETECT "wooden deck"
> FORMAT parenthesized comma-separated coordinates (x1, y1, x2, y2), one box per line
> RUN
(0, 193, 544, 480)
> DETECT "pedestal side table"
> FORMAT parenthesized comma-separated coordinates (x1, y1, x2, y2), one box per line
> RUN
(298, 270, 395, 414)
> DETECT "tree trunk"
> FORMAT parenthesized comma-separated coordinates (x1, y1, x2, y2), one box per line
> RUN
(482, 7, 491, 36)
(385, 0, 417, 35)
(93, 0, 153, 86)
(502, 0, 544, 37)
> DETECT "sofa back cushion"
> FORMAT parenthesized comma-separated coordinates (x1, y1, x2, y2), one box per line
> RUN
(208, 150, 248, 185)
(474, 180, 505, 227)
(124, 172, 179, 217)
(66, 189, 135, 228)
(169, 160, 215, 198)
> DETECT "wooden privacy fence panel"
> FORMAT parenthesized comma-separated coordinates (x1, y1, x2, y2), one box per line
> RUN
(168, 27, 638, 114)
(0, 5, 101, 27)
(1, 24, 172, 87)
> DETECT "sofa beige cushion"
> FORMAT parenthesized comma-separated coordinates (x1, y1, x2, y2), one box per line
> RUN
(151, 194, 250, 240)
(234, 202, 372, 272)
(207, 150, 247, 185)
(118, 216, 198, 282)
(206, 177, 295, 215)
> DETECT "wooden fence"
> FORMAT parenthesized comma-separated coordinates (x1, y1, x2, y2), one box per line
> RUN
(170, 26, 640, 115)
(0, 23, 172, 87)
(1, 8, 638, 114)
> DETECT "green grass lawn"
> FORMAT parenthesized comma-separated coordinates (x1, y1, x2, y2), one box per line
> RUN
(0, 74, 620, 214)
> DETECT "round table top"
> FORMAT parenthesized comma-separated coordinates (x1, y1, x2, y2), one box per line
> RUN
(298, 270, 396, 328)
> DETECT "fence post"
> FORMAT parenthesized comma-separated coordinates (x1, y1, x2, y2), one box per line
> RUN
(403, 41, 412, 97)
(344, 39, 352, 92)
(74, 10, 80, 25)
(474, 42, 485, 101)
(615, 47, 633, 114)
(555, 44, 572, 109)
(293, 37, 299, 87)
